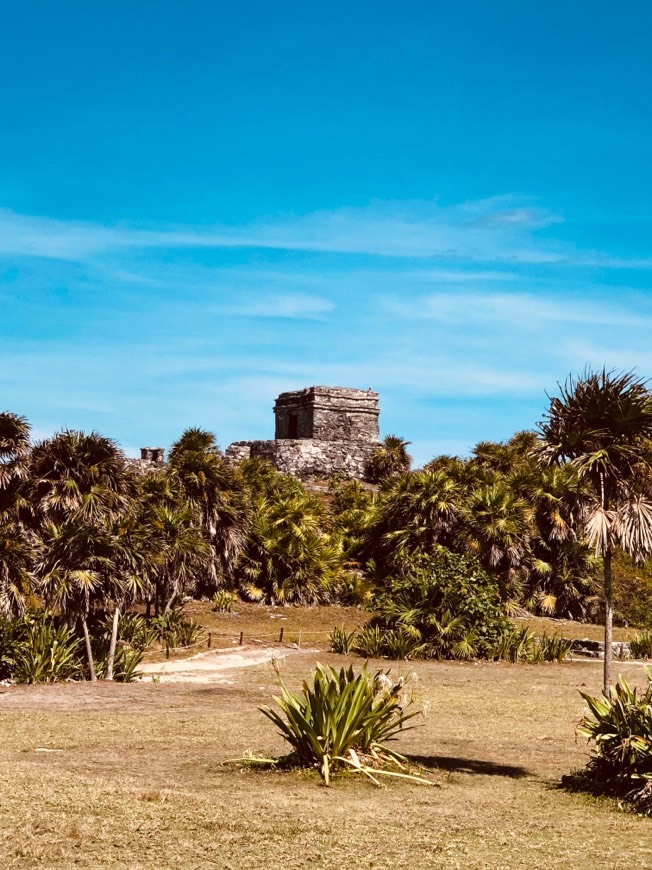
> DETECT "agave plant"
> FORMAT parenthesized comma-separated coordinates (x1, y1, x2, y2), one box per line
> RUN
(577, 673, 652, 780)
(328, 625, 357, 655)
(260, 663, 428, 786)
(13, 613, 83, 684)
(630, 631, 652, 660)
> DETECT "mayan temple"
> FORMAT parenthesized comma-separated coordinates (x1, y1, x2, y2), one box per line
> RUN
(225, 386, 380, 481)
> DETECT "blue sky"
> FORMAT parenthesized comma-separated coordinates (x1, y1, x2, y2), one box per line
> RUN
(2, 1, 652, 465)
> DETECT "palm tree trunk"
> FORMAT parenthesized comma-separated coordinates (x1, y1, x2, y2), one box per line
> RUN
(603, 549, 613, 692)
(80, 614, 97, 681)
(105, 605, 121, 681)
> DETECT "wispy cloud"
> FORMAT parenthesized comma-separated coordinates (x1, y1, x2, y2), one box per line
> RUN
(223, 294, 334, 319)
(1, 197, 649, 268)
(384, 291, 652, 329)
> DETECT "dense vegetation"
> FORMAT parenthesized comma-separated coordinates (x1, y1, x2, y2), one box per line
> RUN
(3, 369, 652, 682)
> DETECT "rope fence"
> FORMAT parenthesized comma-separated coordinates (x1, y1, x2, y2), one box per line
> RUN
(156, 626, 338, 658)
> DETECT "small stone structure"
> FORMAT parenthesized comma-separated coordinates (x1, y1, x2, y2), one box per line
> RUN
(225, 386, 380, 481)
(126, 447, 166, 474)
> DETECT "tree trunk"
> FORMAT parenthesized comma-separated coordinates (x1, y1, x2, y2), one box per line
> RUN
(164, 591, 177, 614)
(81, 614, 97, 682)
(145, 598, 151, 619)
(105, 605, 121, 681)
(603, 549, 613, 693)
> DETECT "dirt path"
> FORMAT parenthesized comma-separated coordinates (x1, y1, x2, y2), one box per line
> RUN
(138, 645, 318, 683)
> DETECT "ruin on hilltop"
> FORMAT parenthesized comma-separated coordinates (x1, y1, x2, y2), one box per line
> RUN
(225, 385, 380, 481)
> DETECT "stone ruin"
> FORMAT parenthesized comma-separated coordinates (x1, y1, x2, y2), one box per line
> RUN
(225, 386, 380, 481)
(126, 446, 166, 473)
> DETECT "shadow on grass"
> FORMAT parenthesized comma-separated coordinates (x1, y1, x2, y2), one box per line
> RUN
(409, 754, 530, 779)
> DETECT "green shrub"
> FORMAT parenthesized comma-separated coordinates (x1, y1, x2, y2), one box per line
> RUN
(490, 628, 572, 663)
(363, 550, 510, 660)
(260, 663, 426, 786)
(94, 644, 144, 682)
(630, 630, 652, 660)
(115, 613, 157, 651)
(0, 616, 23, 680)
(212, 590, 235, 613)
(151, 608, 203, 649)
(564, 673, 652, 815)
(328, 625, 357, 655)
(13, 614, 83, 684)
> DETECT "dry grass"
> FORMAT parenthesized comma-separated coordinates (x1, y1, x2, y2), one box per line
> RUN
(1, 645, 651, 869)
(512, 615, 636, 642)
(143, 602, 367, 662)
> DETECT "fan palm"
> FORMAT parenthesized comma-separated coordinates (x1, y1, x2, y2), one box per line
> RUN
(537, 368, 652, 689)
(456, 481, 538, 603)
(239, 487, 342, 604)
(369, 468, 461, 573)
(368, 435, 412, 483)
(0, 413, 33, 615)
(169, 428, 250, 582)
(29, 430, 137, 679)
(29, 429, 131, 524)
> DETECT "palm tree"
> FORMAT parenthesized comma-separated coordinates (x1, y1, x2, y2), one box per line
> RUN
(29, 430, 135, 679)
(368, 435, 412, 483)
(457, 481, 539, 605)
(537, 369, 652, 689)
(35, 517, 113, 679)
(366, 468, 461, 575)
(0, 413, 33, 616)
(239, 480, 342, 604)
(28, 430, 131, 525)
(169, 428, 250, 583)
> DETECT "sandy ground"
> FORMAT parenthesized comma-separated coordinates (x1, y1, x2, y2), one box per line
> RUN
(138, 644, 319, 682)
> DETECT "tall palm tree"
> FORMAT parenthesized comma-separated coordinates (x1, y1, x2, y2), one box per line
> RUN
(537, 368, 652, 689)
(29, 430, 134, 679)
(457, 481, 539, 604)
(169, 428, 250, 583)
(28, 430, 131, 524)
(0, 413, 33, 616)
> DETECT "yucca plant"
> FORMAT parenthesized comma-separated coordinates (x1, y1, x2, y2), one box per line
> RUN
(95, 644, 144, 682)
(212, 589, 235, 613)
(490, 628, 572, 663)
(259, 663, 429, 786)
(631, 630, 652, 660)
(577, 674, 652, 777)
(13, 614, 83, 683)
(328, 625, 357, 655)
(352, 625, 386, 659)
(490, 627, 536, 662)
(567, 672, 652, 814)
(537, 631, 572, 663)
(151, 608, 203, 649)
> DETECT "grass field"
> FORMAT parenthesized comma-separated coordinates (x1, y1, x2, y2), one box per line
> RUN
(1, 620, 651, 869)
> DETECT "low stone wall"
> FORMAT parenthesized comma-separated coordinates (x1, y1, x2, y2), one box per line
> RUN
(225, 438, 376, 481)
(569, 639, 632, 659)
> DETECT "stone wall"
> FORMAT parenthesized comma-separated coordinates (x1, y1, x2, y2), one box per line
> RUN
(224, 438, 377, 481)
